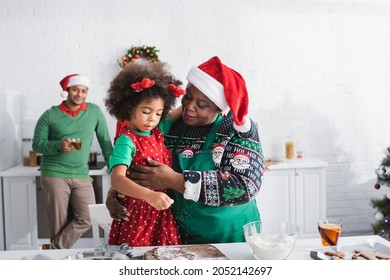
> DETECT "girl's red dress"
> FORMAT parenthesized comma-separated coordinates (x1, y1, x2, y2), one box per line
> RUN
(108, 127, 181, 246)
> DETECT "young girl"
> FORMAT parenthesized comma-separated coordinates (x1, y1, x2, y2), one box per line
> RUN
(104, 62, 185, 246)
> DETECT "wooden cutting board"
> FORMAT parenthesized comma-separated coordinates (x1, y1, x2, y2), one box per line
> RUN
(144, 244, 229, 260)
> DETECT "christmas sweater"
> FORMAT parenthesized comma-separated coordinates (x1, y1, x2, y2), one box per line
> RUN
(165, 112, 264, 206)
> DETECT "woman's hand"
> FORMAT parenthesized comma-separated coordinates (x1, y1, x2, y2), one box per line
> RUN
(129, 158, 185, 193)
(105, 188, 130, 221)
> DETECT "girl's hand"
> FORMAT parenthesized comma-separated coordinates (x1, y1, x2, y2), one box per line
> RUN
(145, 191, 174, 211)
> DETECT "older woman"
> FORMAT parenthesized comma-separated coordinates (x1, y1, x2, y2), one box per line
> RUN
(106, 56, 265, 244)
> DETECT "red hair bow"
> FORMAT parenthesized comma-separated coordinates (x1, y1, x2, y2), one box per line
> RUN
(131, 78, 155, 91)
(168, 84, 186, 97)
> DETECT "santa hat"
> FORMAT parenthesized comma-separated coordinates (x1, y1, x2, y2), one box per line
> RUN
(186, 56, 251, 132)
(212, 144, 225, 152)
(59, 74, 91, 96)
(233, 152, 250, 161)
(181, 147, 194, 157)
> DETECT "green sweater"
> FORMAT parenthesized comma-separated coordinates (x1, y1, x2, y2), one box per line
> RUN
(32, 102, 113, 178)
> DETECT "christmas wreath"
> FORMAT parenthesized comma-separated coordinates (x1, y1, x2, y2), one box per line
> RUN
(118, 45, 160, 67)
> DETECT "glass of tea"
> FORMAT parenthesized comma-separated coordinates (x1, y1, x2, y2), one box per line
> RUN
(71, 138, 82, 150)
(318, 219, 342, 246)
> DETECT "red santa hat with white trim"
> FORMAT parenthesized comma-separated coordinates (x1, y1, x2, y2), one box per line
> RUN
(59, 74, 91, 97)
(186, 56, 251, 132)
(232, 151, 250, 161)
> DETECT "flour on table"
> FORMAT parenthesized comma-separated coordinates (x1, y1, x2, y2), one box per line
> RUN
(143, 244, 229, 260)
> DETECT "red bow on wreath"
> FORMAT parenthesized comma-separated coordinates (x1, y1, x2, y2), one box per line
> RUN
(131, 78, 155, 91)
(168, 84, 186, 97)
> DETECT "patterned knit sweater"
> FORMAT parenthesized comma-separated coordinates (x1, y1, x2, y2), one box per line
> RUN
(165, 112, 264, 207)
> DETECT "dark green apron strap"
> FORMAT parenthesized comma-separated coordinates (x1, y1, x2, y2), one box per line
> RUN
(203, 114, 222, 150)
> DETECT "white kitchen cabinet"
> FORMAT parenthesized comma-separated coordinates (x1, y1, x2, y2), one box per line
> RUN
(256, 158, 328, 238)
(0, 165, 110, 250)
(2, 176, 38, 250)
(0, 90, 22, 250)
(0, 182, 4, 251)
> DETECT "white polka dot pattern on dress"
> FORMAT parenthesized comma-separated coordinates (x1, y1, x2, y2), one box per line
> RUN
(108, 127, 180, 246)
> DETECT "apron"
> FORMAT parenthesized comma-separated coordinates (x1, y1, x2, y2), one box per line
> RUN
(170, 114, 260, 244)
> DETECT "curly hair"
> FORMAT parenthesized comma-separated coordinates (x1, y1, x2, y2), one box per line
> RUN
(105, 62, 182, 122)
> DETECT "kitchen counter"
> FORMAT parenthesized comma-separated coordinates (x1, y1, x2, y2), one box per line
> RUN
(0, 235, 388, 260)
(0, 163, 108, 177)
(266, 157, 328, 170)
(259, 158, 328, 238)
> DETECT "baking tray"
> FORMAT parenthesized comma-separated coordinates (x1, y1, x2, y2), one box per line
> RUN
(62, 250, 131, 260)
(62, 244, 134, 260)
(309, 238, 390, 260)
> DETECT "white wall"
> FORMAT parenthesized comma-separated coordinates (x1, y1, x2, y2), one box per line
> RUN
(1, 0, 389, 234)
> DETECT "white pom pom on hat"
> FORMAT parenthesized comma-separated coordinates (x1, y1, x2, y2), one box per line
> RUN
(186, 56, 251, 132)
(59, 74, 91, 97)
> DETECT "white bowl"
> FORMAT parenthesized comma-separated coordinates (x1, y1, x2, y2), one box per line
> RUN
(243, 220, 299, 260)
